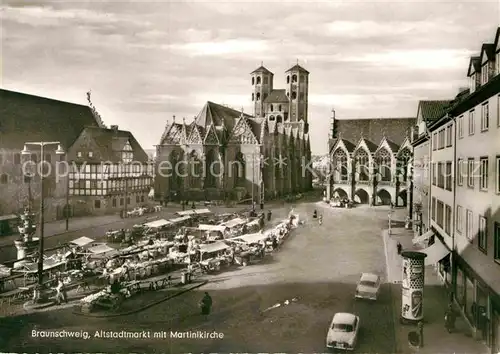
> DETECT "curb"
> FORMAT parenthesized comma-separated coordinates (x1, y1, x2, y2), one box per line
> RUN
(72, 280, 208, 318)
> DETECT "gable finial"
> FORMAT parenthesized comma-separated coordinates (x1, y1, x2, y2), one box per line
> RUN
(261, 61, 263, 67)
(183, 117, 186, 124)
(173, 115, 176, 123)
(296, 58, 299, 65)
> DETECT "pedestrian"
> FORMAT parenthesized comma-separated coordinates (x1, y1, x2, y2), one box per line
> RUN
(397, 241, 402, 255)
(54, 278, 68, 305)
(200, 292, 212, 315)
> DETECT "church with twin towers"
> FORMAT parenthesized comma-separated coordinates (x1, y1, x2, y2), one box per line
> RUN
(154, 63, 313, 203)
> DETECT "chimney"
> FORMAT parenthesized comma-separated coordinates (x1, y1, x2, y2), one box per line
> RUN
(110, 125, 118, 131)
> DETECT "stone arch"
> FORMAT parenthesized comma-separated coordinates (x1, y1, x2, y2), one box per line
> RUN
(376, 148, 392, 182)
(333, 187, 348, 199)
(354, 148, 370, 181)
(354, 188, 370, 204)
(332, 148, 349, 182)
(376, 188, 392, 205)
(204, 149, 219, 188)
(398, 188, 407, 207)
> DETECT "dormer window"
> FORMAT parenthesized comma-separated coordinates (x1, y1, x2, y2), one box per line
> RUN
(469, 75, 476, 93)
(122, 141, 133, 163)
(481, 65, 488, 84)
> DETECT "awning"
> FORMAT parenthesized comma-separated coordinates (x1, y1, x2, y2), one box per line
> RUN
(70, 236, 94, 247)
(199, 242, 229, 254)
(413, 230, 434, 244)
(198, 224, 227, 232)
(0, 214, 18, 222)
(143, 219, 171, 228)
(194, 208, 211, 215)
(246, 219, 260, 226)
(222, 217, 246, 228)
(88, 244, 117, 255)
(176, 210, 196, 216)
(169, 215, 191, 224)
(421, 241, 450, 265)
(236, 232, 269, 244)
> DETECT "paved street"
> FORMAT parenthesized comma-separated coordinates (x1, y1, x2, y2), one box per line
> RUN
(0, 202, 397, 353)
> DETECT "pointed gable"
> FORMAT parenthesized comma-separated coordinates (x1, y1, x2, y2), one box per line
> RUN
(375, 137, 400, 156)
(468, 57, 481, 76)
(353, 138, 377, 156)
(160, 123, 183, 144)
(229, 117, 258, 145)
(204, 123, 220, 145)
(330, 138, 353, 157)
(186, 121, 203, 144)
(397, 137, 413, 158)
(480, 43, 495, 65)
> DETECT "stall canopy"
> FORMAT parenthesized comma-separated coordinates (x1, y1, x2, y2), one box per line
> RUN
(246, 219, 260, 226)
(412, 230, 434, 245)
(20, 257, 66, 273)
(421, 241, 450, 265)
(169, 216, 191, 224)
(222, 217, 247, 228)
(70, 236, 94, 247)
(144, 219, 171, 228)
(198, 224, 227, 232)
(199, 241, 229, 254)
(176, 210, 197, 216)
(237, 232, 269, 244)
(88, 244, 117, 256)
(194, 208, 211, 215)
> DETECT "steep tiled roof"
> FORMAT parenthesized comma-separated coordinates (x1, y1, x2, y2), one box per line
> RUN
(385, 139, 400, 154)
(286, 64, 309, 74)
(195, 101, 251, 130)
(362, 139, 378, 153)
(160, 123, 183, 144)
(263, 89, 288, 103)
(69, 126, 148, 162)
(0, 89, 100, 149)
(335, 117, 416, 146)
(250, 66, 273, 74)
(418, 100, 452, 122)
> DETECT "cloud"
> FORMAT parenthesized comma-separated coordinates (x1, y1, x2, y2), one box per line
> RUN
(168, 39, 269, 57)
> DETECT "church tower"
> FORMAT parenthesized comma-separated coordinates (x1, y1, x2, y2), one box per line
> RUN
(285, 63, 309, 123)
(251, 65, 273, 117)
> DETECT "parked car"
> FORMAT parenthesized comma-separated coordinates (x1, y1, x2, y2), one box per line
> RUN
(326, 312, 360, 351)
(355, 273, 380, 301)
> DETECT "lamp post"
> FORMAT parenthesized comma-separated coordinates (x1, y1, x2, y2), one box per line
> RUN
(21, 142, 65, 302)
(388, 209, 394, 235)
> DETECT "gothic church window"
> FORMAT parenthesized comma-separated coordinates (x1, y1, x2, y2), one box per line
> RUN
(376, 148, 392, 182)
(256, 76, 261, 84)
(355, 149, 370, 181)
(256, 93, 261, 101)
(234, 152, 246, 187)
(292, 74, 297, 83)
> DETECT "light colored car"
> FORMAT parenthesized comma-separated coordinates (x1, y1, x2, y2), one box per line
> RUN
(326, 312, 360, 351)
(355, 273, 380, 301)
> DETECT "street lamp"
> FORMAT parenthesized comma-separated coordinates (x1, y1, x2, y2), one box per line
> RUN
(21, 141, 65, 302)
(388, 209, 394, 235)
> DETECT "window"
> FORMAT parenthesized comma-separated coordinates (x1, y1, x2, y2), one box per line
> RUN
(456, 205, 463, 233)
(251, 77, 255, 85)
(122, 141, 133, 163)
(445, 204, 452, 235)
(495, 222, 500, 262)
(497, 156, 500, 194)
(458, 115, 464, 138)
(431, 163, 436, 185)
(112, 199, 117, 207)
(438, 129, 445, 149)
(466, 209, 473, 243)
(77, 151, 82, 158)
(136, 195, 140, 203)
(286, 75, 290, 84)
(480, 157, 488, 191)
(446, 125, 452, 147)
(478, 216, 487, 252)
(432, 133, 437, 150)
(256, 76, 261, 84)
(292, 74, 297, 83)
(0, 174, 8, 184)
(468, 110, 475, 135)
(481, 103, 489, 131)
(251, 93, 254, 101)
(437, 162, 444, 188)
(120, 198, 124, 206)
(14, 153, 20, 165)
(457, 159, 464, 186)
(270, 104, 274, 112)
(263, 76, 268, 84)
(431, 197, 436, 221)
(94, 200, 101, 209)
(436, 200, 444, 228)
(278, 105, 282, 111)
(445, 161, 452, 191)
(482, 65, 488, 84)
(88, 151, 93, 158)
(291, 91, 297, 100)
(467, 158, 475, 188)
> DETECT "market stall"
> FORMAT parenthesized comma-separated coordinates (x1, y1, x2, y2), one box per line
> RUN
(198, 224, 228, 241)
(87, 244, 118, 259)
(13, 255, 67, 284)
(197, 241, 231, 272)
(244, 219, 262, 233)
(70, 236, 95, 249)
(169, 215, 192, 227)
(221, 217, 247, 237)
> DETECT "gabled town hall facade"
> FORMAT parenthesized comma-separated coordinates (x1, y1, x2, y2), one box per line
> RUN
(154, 64, 313, 203)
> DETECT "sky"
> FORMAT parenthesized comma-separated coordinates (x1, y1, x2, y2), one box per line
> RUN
(1, 0, 499, 155)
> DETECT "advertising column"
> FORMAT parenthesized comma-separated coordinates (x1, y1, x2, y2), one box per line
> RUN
(401, 251, 427, 323)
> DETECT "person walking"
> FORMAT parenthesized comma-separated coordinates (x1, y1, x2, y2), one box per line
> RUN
(444, 303, 457, 333)
(200, 292, 212, 315)
(54, 278, 68, 305)
(397, 241, 402, 255)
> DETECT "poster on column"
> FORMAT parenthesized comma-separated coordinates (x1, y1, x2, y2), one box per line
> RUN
(401, 251, 426, 322)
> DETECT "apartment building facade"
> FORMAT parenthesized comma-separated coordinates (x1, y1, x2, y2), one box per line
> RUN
(450, 28, 500, 353)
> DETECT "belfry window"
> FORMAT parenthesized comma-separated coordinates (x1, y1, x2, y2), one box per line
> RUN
(252, 93, 254, 101)
(270, 104, 274, 111)
(256, 76, 261, 84)
(252, 77, 255, 85)
(292, 74, 297, 83)
(287, 75, 290, 84)
(291, 92, 297, 100)
(256, 92, 261, 101)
